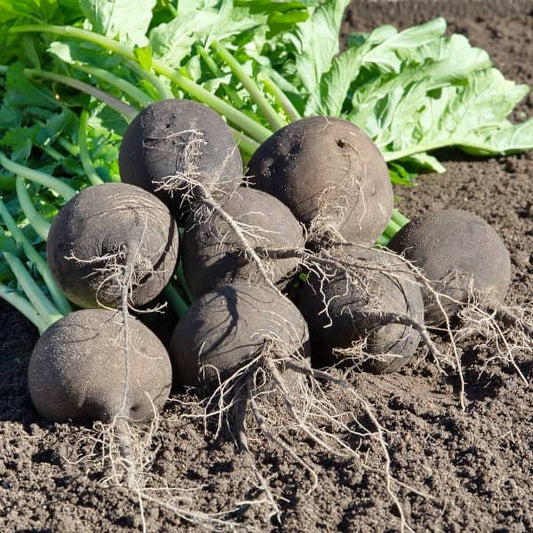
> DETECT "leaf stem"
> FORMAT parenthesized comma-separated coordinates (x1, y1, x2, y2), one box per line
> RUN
(15, 178, 52, 241)
(0, 199, 71, 316)
(72, 63, 153, 108)
(2, 252, 63, 327)
(0, 152, 77, 200)
(230, 129, 260, 156)
(197, 46, 246, 110)
(0, 65, 138, 121)
(0, 283, 48, 333)
(78, 109, 105, 186)
(152, 60, 272, 142)
(126, 59, 174, 101)
(377, 209, 410, 245)
(10, 25, 272, 142)
(391, 209, 410, 228)
(212, 42, 287, 131)
(258, 72, 301, 123)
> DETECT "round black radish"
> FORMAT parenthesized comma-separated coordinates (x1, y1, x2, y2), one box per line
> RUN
(182, 187, 305, 297)
(47, 182, 179, 309)
(169, 281, 310, 388)
(28, 309, 172, 423)
(299, 248, 424, 373)
(246, 116, 393, 245)
(388, 209, 512, 325)
(119, 99, 243, 218)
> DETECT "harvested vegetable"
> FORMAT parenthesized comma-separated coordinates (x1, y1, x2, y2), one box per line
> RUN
(388, 209, 512, 325)
(0, 2, 531, 531)
(182, 187, 304, 297)
(47, 182, 179, 309)
(169, 280, 309, 388)
(247, 116, 393, 245)
(299, 248, 425, 373)
(28, 308, 172, 423)
(119, 99, 244, 218)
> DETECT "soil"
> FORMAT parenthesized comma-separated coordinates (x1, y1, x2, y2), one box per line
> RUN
(1, 5, 532, 533)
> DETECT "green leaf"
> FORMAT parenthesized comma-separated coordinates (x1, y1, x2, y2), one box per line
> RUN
(375, 69, 532, 159)
(303, 25, 396, 116)
(134, 44, 153, 70)
(0, 0, 58, 23)
(3, 63, 58, 111)
(361, 18, 448, 73)
(401, 153, 446, 174)
(36, 108, 76, 147)
(80, 0, 156, 46)
(0, 126, 38, 162)
(150, 0, 267, 69)
(287, 0, 350, 96)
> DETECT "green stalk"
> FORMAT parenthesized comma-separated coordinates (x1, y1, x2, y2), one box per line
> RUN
(10, 26, 272, 142)
(197, 46, 246, 109)
(383, 140, 500, 162)
(164, 283, 189, 318)
(15, 178, 51, 241)
(56, 137, 80, 156)
(0, 283, 48, 333)
(153, 61, 272, 142)
(231, 129, 260, 157)
(212, 42, 287, 132)
(391, 209, 410, 228)
(2, 252, 63, 327)
(126, 59, 174, 101)
(0, 200, 71, 316)
(163, 0, 177, 17)
(72, 63, 153, 108)
(0, 152, 77, 200)
(258, 72, 301, 123)
(198, 46, 224, 78)
(0, 65, 137, 121)
(374, 234, 389, 247)
(39, 144, 66, 162)
(386, 219, 402, 235)
(78, 109, 105, 186)
(376, 209, 411, 246)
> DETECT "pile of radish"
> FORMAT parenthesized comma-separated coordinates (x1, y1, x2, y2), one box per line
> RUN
(27, 98, 519, 430)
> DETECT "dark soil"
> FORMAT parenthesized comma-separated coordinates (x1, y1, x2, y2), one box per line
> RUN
(1, 5, 532, 533)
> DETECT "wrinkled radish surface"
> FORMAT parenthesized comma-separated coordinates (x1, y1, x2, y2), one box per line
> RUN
(119, 99, 243, 218)
(389, 209, 511, 325)
(299, 248, 424, 373)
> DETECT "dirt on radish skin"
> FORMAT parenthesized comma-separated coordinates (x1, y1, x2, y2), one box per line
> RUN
(299, 247, 425, 373)
(388, 208, 512, 325)
(247, 116, 394, 245)
(28, 309, 172, 423)
(169, 281, 310, 388)
(182, 187, 305, 297)
(46, 182, 179, 309)
(119, 99, 244, 218)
